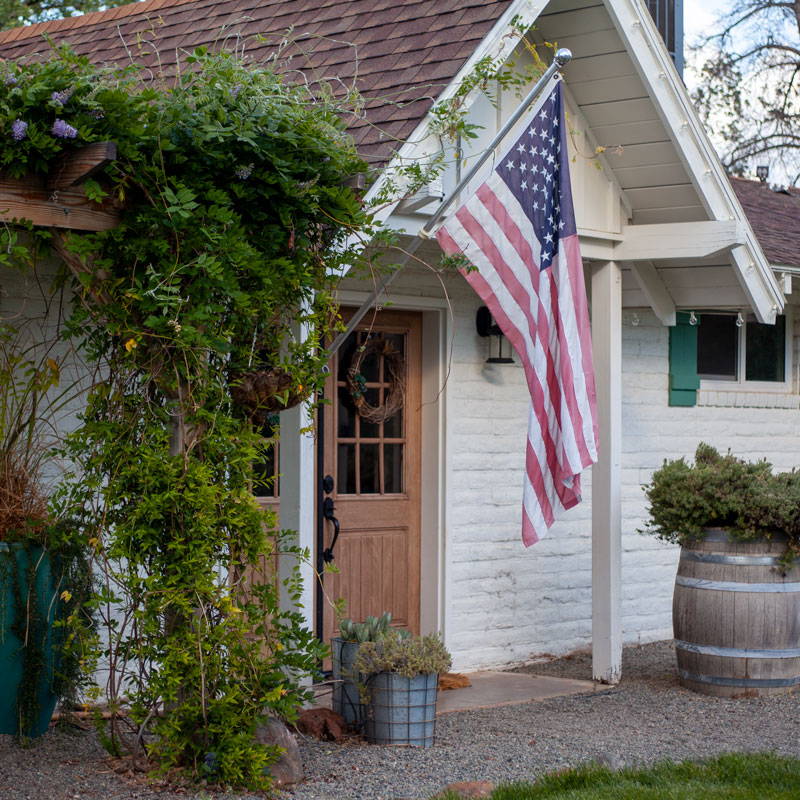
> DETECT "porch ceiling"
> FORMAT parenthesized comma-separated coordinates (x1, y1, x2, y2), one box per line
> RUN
(536, 0, 702, 226)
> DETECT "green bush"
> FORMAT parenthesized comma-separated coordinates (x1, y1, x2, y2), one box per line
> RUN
(642, 443, 800, 565)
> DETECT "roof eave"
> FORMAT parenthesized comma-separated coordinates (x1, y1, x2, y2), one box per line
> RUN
(604, 0, 783, 323)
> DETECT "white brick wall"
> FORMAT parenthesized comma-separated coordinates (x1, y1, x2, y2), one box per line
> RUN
(367, 266, 800, 671)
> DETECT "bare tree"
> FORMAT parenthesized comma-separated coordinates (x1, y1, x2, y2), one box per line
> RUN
(692, 1, 800, 183)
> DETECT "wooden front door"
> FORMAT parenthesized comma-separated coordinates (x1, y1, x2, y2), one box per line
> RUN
(321, 309, 422, 641)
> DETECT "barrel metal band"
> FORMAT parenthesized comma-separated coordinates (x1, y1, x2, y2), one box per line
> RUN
(681, 551, 780, 567)
(679, 669, 800, 688)
(675, 639, 800, 659)
(675, 575, 800, 593)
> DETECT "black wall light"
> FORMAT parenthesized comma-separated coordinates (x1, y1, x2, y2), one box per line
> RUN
(476, 305, 514, 364)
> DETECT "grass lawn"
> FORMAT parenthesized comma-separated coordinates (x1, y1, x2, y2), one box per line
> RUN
(442, 753, 800, 799)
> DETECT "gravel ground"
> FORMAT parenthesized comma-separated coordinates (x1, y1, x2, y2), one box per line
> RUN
(2, 640, 799, 800)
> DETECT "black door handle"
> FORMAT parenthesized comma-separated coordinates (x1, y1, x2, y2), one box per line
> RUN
(322, 496, 340, 563)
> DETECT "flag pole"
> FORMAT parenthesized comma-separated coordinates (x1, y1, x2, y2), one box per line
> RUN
(327, 48, 573, 358)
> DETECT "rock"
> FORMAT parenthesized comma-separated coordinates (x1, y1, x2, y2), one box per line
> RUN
(439, 673, 472, 691)
(254, 715, 304, 787)
(436, 781, 495, 798)
(596, 751, 626, 771)
(295, 707, 346, 742)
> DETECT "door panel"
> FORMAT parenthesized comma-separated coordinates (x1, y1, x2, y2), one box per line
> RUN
(322, 309, 422, 642)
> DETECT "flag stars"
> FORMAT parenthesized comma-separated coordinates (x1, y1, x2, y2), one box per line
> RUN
(505, 159, 516, 171)
(517, 143, 527, 155)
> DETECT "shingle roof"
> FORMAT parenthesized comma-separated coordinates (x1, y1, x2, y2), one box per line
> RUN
(0, 0, 513, 164)
(731, 177, 800, 269)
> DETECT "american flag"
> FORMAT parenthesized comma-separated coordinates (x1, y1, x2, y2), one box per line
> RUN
(436, 78, 598, 546)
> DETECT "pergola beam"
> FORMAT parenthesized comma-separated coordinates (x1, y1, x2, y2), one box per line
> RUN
(614, 221, 745, 262)
(0, 142, 120, 232)
(48, 141, 117, 191)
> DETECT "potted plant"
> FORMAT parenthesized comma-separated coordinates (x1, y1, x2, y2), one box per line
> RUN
(642, 443, 800, 697)
(353, 629, 451, 747)
(332, 612, 393, 725)
(0, 324, 93, 738)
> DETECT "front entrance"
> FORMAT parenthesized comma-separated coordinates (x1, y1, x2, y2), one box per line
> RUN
(321, 309, 422, 641)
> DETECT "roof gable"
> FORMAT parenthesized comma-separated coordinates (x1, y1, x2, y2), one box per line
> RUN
(0, 0, 784, 319)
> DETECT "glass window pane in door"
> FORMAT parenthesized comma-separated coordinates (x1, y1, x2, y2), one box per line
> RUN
(384, 443, 404, 493)
(359, 443, 380, 494)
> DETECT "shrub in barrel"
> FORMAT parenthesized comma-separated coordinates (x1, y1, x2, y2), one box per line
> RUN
(643, 444, 800, 698)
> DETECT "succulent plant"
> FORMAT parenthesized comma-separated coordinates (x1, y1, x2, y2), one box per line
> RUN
(338, 611, 395, 643)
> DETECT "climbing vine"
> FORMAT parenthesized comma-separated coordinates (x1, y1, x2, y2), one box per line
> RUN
(0, 45, 371, 788)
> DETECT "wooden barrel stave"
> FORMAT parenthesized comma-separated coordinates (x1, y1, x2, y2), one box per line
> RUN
(673, 529, 800, 698)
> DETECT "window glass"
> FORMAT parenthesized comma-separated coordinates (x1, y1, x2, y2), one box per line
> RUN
(697, 314, 738, 379)
(746, 314, 786, 382)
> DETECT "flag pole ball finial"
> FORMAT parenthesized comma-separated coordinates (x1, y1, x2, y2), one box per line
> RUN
(554, 48, 572, 69)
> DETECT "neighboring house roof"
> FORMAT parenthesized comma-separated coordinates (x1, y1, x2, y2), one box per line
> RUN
(731, 177, 800, 270)
(0, 0, 513, 164)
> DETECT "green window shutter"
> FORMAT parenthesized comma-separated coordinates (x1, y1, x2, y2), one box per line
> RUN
(669, 311, 699, 407)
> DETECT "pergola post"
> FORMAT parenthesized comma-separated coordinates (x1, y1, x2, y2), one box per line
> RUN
(278, 322, 316, 630)
(590, 260, 623, 684)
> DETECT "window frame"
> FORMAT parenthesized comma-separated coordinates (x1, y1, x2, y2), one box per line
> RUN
(698, 308, 793, 394)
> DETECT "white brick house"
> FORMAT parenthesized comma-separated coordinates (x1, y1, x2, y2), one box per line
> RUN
(1, 0, 796, 682)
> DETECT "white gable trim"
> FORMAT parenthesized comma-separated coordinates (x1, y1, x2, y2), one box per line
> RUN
(603, 0, 783, 323)
(358, 0, 549, 226)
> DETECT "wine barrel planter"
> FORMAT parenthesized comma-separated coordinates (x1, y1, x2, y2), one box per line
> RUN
(673, 528, 800, 698)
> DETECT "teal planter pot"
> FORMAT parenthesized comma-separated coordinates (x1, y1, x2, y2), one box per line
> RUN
(0, 543, 59, 738)
(363, 672, 438, 747)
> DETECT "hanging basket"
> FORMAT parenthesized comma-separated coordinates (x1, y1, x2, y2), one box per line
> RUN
(230, 368, 309, 426)
(346, 337, 405, 425)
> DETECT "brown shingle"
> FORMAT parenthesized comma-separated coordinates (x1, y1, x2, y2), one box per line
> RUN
(732, 177, 800, 269)
(0, 0, 513, 164)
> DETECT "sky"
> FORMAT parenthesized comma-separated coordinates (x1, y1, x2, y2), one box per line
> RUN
(682, 0, 732, 91)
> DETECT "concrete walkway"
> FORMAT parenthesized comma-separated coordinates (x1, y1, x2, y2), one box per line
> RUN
(436, 671, 597, 714)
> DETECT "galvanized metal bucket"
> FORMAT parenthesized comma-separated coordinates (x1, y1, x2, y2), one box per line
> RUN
(363, 671, 438, 747)
(331, 638, 365, 726)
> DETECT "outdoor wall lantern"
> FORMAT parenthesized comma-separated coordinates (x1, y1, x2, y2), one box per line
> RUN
(476, 305, 514, 364)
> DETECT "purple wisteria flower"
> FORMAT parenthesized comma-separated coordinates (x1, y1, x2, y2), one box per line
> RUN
(51, 119, 78, 139)
(51, 88, 73, 106)
(234, 163, 254, 180)
(4, 74, 17, 86)
(229, 84, 243, 99)
(10, 119, 27, 141)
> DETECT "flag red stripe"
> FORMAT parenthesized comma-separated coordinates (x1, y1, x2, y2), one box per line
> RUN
(563, 234, 599, 452)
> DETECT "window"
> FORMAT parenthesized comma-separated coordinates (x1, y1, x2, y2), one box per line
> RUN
(697, 313, 787, 387)
(668, 310, 792, 407)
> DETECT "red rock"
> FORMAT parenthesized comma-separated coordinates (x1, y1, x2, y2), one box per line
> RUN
(295, 707, 346, 742)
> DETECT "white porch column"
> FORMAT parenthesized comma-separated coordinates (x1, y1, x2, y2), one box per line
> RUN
(590, 260, 623, 684)
(278, 331, 316, 630)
